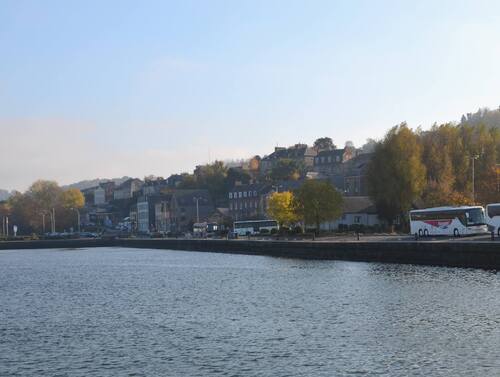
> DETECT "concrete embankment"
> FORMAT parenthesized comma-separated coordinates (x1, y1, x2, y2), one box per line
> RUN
(1, 238, 500, 269)
(116, 238, 500, 269)
(0, 239, 115, 250)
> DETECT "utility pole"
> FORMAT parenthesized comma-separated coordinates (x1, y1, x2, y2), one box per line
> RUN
(6, 216, 8, 237)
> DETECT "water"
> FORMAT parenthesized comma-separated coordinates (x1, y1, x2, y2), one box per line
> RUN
(1, 248, 499, 376)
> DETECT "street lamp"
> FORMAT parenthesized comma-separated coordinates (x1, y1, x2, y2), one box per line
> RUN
(71, 208, 81, 233)
(193, 197, 202, 223)
(471, 155, 479, 204)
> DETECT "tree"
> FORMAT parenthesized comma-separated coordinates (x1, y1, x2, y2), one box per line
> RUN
(367, 124, 426, 227)
(313, 137, 336, 151)
(293, 180, 343, 232)
(193, 161, 228, 205)
(60, 188, 85, 209)
(227, 168, 251, 186)
(269, 159, 302, 182)
(361, 138, 377, 153)
(267, 191, 298, 227)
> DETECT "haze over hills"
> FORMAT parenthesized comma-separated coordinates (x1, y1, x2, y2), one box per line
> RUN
(62, 177, 132, 191)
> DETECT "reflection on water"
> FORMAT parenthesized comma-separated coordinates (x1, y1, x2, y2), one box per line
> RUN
(1, 248, 499, 376)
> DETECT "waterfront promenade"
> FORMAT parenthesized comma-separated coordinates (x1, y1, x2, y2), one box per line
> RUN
(1, 235, 499, 270)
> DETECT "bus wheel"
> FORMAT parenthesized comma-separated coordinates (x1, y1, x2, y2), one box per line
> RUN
(418, 229, 423, 237)
(423, 229, 429, 237)
(454, 229, 460, 238)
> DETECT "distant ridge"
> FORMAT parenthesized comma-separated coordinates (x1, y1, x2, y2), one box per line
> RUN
(62, 176, 133, 191)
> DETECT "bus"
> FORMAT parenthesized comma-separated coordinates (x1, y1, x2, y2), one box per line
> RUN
(233, 220, 279, 236)
(486, 203, 500, 236)
(409, 206, 487, 237)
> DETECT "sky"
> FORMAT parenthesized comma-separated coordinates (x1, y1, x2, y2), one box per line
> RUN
(2, 0, 500, 191)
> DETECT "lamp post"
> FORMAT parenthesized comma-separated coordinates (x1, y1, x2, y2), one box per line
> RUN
(71, 208, 81, 233)
(193, 197, 202, 223)
(41, 212, 46, 234)
(471, 155, 479, 204)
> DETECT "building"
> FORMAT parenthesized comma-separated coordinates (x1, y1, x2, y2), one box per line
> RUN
(136, 196, 150, 233)
(260, 144, 317, 175)
(141, 178, 168, 196)
(342, 153, 373, 196)
(170, 190, 214, 232)
(228, 183, 274, 221)
(94, 187, 106, 205)
(114, 178, 143, 200)
(135, 194, 172, 233)
(313, 147, 355, 175)
(320, 196, 383, 231)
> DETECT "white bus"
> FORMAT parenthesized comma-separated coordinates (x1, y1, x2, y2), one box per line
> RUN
(409, 206, 487, 237)
(486, 203, 500, 236)
(233, 220, 279, 236)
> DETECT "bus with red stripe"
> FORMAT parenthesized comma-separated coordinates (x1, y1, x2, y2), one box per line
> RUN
(409, 206, 487, 238)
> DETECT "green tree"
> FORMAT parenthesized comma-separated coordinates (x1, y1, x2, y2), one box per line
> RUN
(194, 161, 228, 205)
(367, 124, 426, 227)
(227, 168, 251, 186)
(267, 191, 298, 227)
(313, 137, 336, 151)
(269, 159, 302, 182)
(293, 180, 343, 233)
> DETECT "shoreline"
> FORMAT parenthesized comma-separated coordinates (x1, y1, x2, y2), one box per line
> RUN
(1, 237, 500, 270)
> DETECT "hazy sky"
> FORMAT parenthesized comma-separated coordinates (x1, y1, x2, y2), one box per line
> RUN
(2, 0, 500, 191)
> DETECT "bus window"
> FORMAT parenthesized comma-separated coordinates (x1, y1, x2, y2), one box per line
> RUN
(487, 205, 500, 218)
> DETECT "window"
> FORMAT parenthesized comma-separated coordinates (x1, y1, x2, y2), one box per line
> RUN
(244, 202, 247, 208)
(229, 193, 233, 199)
(488, 205, 500, 218)
(248, 191, 252, 197)
(254, 191, 257, 196)
(321, 157, 325, 163)
(336, 156, 340, 162)
(243, 191, 247, 198)
(354, 216, 361, 224)
(238, 192, 242, 198)
(328, 156, 332, 163)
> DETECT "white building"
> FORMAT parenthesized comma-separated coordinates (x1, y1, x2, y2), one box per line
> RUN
(94, 187, 106, 205)
(320, 196, 383, 231)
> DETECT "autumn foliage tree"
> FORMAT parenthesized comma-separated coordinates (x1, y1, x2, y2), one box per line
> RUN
(267, 191, 298, 227)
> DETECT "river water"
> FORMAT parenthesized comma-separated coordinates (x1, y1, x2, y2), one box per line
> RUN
(1, 247, 499, 376)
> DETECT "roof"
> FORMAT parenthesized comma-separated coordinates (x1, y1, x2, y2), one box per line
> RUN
(341, 196, 378, 214)
(229, 182, 272, 193)
(116, 178, 143, 190)
(262, 144, 317, 161)
(316, 149, 345, 158)
(410, 206, 484, 213)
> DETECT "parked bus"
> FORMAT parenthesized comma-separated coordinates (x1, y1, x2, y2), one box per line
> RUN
(193, 222, 219, 237)
(409, 206, 487, 237)
(486, 203, 500, 236)
(233, 220, 278, 236)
